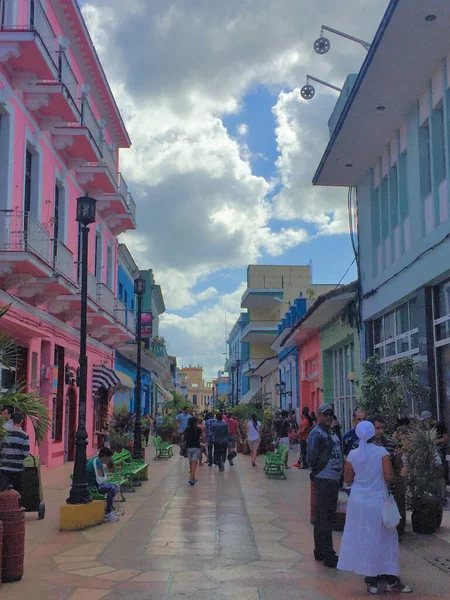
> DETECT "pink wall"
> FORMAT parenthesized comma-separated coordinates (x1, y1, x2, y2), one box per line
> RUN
(298, 331, 322, 416)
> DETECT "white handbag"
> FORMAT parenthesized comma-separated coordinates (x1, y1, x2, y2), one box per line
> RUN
(383, 492, 401, 529)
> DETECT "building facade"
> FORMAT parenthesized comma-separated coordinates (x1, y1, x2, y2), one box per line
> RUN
(240, 265, 335, 402)
(181, 366, 213, 411)
(0, 0, 136, 466)
(225, 312, 250, 404)
(313, 0, 450, 427)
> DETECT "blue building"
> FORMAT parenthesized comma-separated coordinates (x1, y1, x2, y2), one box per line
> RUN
(272, 297, 308, 412)
(114, 244, 153, 414)
(313, 0, 450, 428)
(225, 313, 250, 404)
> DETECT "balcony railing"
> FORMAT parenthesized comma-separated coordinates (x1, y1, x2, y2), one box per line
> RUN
(127, 192, 136, 222)
(30, 0, 58, 67)
(87, 272, 98, 301)
(115, 299, 135, 332)
(118, 173, 128, 200)
(54, 240, 75, 283)
(81, 97, 102, 155)
(102, 142, 117, 183)
(97, 282, 115, 315)
(0, 210, 52, 265)
(58, 52, 78, 107)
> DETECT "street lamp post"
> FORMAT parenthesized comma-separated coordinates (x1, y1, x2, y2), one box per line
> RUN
(275, 381, 292, 410)
(133, 276, 146, 460)
(67, 194, 96, 505)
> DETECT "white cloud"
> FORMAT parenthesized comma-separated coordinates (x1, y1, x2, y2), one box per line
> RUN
(196, 287, 219, 302)
(237, 123, 249, 137)
(160, 283, 246, 379)
(82, 0, 389, 371)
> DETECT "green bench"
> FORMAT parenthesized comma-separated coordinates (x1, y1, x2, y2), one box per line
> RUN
(152, 435, 174, 460)
(264, 445, 289, 480)
(111, 449, 149, 491)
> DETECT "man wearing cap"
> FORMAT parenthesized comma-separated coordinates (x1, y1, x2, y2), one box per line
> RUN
(307, 403, 344, 568)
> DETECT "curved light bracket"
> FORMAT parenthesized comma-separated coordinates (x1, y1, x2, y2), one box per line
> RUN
(315, 25, 371, 53)
(301, 75, 342, 101)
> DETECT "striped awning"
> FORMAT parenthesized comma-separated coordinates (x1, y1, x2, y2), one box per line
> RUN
(93, 365, 121, 394)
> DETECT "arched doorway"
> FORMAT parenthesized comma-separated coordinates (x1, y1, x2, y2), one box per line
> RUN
(64, 386, 77, 462)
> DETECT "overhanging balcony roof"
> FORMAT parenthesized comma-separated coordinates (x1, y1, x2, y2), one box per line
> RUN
(241, 320, 279, 344)
(241, 288, 284, 310)
(313, 0, 450, 188)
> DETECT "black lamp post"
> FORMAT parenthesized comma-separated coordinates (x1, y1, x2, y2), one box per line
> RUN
(275, 381, 292, 410)
(133, 276, 146, 460)
(67, 194, 96, 505)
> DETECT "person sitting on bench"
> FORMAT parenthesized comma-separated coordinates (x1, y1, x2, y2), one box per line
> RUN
(87, 447, 120, 523)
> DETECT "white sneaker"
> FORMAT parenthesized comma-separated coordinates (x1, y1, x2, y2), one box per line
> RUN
(105, 512, 120, 522)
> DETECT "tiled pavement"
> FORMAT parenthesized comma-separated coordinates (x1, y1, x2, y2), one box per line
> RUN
(1, 448, 450, 599)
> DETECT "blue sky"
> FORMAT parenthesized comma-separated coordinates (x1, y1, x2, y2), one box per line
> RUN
(82, 0, 385, 376)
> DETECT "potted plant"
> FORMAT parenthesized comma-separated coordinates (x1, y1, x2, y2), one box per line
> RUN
(156, 414, 176, 442)
(404, 425, 444, 534)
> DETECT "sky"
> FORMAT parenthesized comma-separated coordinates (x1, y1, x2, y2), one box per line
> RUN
(81, 0, 389, 379)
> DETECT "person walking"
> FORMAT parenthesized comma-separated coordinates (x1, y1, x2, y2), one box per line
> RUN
(306, 403, 344, 568)
(175, 407, 191, 456)
(212, 412, 229, 472)
(226, 412, 240, 466)
(247, 413, 262, 467)
(338, 421, 412, 594)
(274, 410, 291, 468)
(293, 407, 312, 468)
(204, 412, 217, 466)
(197, 416, 207, 466)
(0, 411, 30, 496)
(143, 415, 151, 446)
(185, 417, 203, 485)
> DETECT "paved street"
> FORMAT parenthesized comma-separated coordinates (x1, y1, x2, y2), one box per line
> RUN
(2, 448, 450, 600)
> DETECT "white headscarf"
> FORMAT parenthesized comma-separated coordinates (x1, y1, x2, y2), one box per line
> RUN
(355, 420, 375, 459)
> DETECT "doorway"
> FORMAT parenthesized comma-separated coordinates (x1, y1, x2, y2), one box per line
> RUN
(64, 386, 77, 462)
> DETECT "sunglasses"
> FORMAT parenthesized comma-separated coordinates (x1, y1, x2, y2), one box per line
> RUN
(322, 411, 334, 417)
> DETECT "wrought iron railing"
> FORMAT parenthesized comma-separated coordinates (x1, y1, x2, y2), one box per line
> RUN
(54, 240, 75, 282)
(127, 192, 136, 222)
(97, 282, 115, 315)
(0, 210, 52, 265)
(118, 173, 128, 200)
(58, 52, 79, 107)
(87, 272, 98, 301)
(101, 142, 117, 183)
(81, 96, 102, 155)
(29, 0, 58, 67)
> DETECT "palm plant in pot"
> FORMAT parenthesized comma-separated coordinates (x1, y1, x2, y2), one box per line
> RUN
(404, 425, 444, 534)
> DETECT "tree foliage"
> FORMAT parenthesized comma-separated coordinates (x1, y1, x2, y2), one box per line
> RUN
(360, 355, 430, 433)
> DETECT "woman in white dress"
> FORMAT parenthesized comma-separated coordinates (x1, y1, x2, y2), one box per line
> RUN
(337, 421, 412, 595)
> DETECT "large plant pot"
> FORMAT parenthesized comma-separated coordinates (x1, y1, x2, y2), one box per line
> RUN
(411, 497, 443, 534)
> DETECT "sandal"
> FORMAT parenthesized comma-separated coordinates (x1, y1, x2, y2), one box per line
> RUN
(386, 579, 412, 593)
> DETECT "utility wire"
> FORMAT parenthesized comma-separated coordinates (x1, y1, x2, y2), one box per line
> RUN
(335, 257, 356, 288)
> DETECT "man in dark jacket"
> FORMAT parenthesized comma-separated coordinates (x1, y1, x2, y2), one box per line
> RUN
(307, 403, 344, 568)
(212, 412, 229, 472)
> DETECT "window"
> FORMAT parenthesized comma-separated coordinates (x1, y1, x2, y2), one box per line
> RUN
(124, 289, 128, 309)
(434, 279, 450, 344)
(106, 243, 113, 289)
(53, 184, 60, 264)
(24, 149, 32, 215)
(303, 355, 318, 380)
(118, 282, 123, 301)
(332, 343, 356, 433)
(193, 394, 197, 406)
(419, 122, 432, 198)
(95, 232, 102, 281)
(432, 106, 446, 183)
(373, 299, 419, 363)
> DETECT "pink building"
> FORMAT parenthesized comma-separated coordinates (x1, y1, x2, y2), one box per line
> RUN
(0, 0, 136, 467)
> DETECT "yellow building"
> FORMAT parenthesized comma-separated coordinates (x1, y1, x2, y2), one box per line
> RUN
(240, 265, 336, 396)
(180, 366, 213, 411)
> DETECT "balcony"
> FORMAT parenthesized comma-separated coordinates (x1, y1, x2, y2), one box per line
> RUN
(115, 299, 136, 334)
(241, 288, 284, 310)
(0, 211, 78, 305)
(0, 0, 59, 81)
(75, 140, 117, 194)
(241, 320, 279, 344)
(52, 96, 103, 165)
(96, 175, 137, 234)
